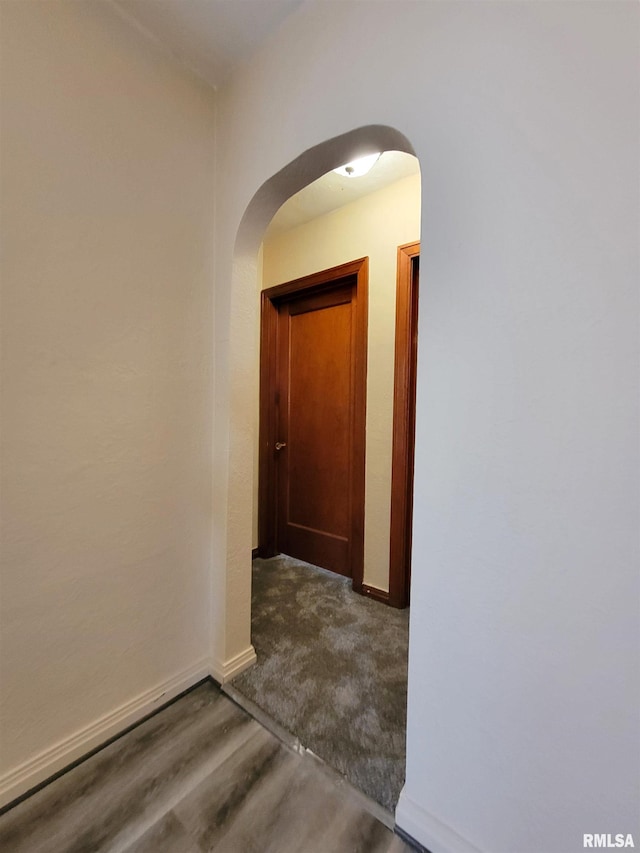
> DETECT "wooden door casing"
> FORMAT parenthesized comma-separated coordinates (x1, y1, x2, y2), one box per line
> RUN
(388, 242, 420, 608)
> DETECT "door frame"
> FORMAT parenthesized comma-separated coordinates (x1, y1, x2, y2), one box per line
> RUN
(388, 241, 420, 608)
(257, 257, 369, 592)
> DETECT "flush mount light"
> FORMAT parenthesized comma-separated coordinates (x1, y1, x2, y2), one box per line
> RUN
(333, 152, 381, 178)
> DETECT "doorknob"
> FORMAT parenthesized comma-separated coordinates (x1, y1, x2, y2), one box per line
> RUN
(274, 441, 287, 451)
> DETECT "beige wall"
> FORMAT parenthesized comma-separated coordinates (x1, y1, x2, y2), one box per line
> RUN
(0, 1, 216, 801)
(257, 174, 421, 592)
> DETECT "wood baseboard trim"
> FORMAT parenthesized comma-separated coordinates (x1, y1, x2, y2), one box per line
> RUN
(0, 658, 211, 811)
(210, 645, 257, 685)
(361, 584, 390, 605)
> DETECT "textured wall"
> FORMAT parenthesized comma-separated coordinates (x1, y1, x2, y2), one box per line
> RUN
(0, 1, 216, 796)
(1, 2, 637, 849)
(259, 174, 421, 592)
(214, 3, 640, 851)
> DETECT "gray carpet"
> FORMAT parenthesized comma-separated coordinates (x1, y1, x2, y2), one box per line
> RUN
(231, 555, 409, 812)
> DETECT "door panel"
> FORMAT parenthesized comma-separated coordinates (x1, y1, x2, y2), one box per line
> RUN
(276, 281, 356, 577)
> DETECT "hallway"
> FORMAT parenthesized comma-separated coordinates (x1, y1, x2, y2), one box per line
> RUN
(230, 556, 409, 812)
(2, 4, 635, 850)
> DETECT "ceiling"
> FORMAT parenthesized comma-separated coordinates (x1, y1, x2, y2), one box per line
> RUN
(265, 151, 420, 239)
(110, 0, 304, 87)
(108, 3, 420, 236)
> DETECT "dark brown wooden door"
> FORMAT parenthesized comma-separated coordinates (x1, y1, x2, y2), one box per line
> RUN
(275, 282, 357, 577)
(259, 259, 367, 588)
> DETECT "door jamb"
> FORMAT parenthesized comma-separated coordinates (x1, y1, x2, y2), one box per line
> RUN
(388, 242, 420, 608)
(257, 258, 369, 592)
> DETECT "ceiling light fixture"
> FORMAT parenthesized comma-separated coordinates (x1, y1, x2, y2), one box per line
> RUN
(333, 152, 381, 178)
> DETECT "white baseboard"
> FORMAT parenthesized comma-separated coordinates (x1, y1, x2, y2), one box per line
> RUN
(0, 657, 211, 810)
(210, 645, 257, 684)
(395, 789, 482, 853)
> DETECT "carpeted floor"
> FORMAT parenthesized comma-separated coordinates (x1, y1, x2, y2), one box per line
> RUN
(230, 555, 409, 812)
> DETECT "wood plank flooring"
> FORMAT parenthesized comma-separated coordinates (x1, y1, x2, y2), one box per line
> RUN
(0, 682, 413, 853)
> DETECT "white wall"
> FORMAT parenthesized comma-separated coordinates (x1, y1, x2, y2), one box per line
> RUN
(259, 174, 421, 592)
(214, 3, 640, 852)
(0, 2, 216, 802)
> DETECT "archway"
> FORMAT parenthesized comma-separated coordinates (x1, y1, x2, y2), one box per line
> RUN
(234, 125, 417, 257)
(215, 124, 419, 679)
(216, 124, 420, 812)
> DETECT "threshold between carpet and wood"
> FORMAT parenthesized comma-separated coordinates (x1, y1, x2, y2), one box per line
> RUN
(0, 682, 413, 853)
(230, 555, 410, 813)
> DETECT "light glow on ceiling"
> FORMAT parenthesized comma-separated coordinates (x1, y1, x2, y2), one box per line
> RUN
(333, 152, 381, 178)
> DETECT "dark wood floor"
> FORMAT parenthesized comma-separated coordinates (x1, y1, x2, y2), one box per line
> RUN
(0, 681, 412, 852)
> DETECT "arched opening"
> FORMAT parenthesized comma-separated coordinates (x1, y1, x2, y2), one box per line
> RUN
(233, 125, 417, 258)
(222, 124, 421, 818)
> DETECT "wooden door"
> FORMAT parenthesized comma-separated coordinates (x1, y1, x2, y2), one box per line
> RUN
(259, 259, 368, 587)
